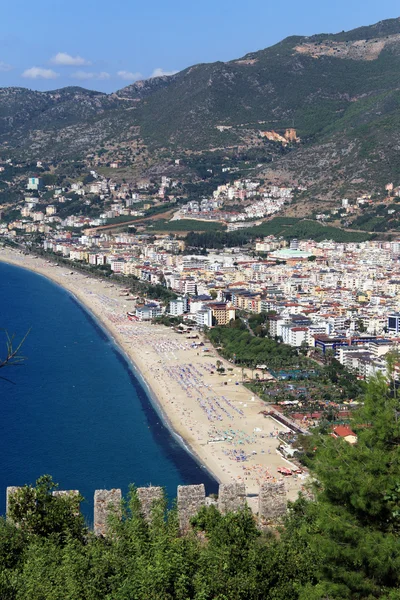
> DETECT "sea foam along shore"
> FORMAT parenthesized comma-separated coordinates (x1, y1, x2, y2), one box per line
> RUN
(0, 248, 305, 501)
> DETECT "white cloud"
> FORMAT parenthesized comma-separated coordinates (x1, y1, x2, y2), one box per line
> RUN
(0, 61, 12, 72)
(151, 67, 178, 78)
(51, 52, 91, 66)
(22, 67, 59, 80)
(71, 70, 110, 80)
(117, 70, 142, 81)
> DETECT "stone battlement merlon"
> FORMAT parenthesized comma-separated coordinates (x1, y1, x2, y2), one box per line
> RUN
(6, 481, 287, 533)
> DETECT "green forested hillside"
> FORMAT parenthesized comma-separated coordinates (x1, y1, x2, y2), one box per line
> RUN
(2, 18, 400, 199)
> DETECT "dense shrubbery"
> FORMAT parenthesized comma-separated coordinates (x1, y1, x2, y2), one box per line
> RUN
(247, 218, 372, 243)
(351, 203, 400, 233)
(184, 218, 372, 249)
(151, 220, 225, 233)
(209, 320, 364, 405)
(207, 319, 303, 369)
(3, 376, 400, 598)
(128, 279, 178, 303)
(56, 194, 103, 219)
(186, 229, 252, 249)
(0, 476, 315, 600)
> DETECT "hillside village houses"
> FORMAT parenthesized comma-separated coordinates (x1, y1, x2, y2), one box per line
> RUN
(2, 170, 299, 235)
(177, 180, 294, 222)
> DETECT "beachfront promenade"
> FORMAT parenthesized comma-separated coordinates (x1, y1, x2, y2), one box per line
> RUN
(0, 247, 307, 501)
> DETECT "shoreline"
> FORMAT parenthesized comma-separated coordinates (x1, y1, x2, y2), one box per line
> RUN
(1, 252, 213, 482)
(1, 250, 219, 485)
(0, 248, 306, 501)
(69, 289, 213, 475)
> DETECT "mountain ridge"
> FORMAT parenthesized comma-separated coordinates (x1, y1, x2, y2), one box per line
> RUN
(2, 16, 400, 203)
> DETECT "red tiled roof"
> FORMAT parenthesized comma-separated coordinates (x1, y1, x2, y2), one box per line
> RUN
(332, 425, 356, 438)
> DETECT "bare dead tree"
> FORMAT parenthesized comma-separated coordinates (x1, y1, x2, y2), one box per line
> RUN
(0, 329, 30, 370)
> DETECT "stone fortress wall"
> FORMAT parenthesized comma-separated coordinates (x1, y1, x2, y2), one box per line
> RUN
(6, 481, 287, 535)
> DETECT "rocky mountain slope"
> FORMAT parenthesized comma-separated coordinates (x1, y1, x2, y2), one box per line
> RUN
(2, 17, 400, 200)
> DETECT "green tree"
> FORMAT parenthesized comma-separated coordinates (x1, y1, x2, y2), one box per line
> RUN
(41, 173, 57, 187)
(8, 475, 86, 542)
(83, 174, 95, 185)
(5, 376, 400, 598)
(386, 350, 400, 399)
(356, 318, 366, 333)
(299, 340, 309, 356)
(290, 374, 400, 598)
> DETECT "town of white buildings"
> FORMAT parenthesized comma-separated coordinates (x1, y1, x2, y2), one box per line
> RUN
(3, 169, 400, 382)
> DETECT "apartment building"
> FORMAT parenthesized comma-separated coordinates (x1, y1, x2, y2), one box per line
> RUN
(209, 303, 236, 326)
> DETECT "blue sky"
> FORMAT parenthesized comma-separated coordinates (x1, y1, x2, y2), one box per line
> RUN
(0, 0, 398, 92)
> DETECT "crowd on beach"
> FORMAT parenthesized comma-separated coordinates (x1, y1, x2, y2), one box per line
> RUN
(0, 253, 306, 499)
(76, 283, 305, 492)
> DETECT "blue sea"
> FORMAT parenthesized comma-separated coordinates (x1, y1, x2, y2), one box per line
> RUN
(0, 261, 217, 523)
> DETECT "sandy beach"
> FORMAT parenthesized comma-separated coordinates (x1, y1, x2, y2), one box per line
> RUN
(0, 247, 306, 501)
